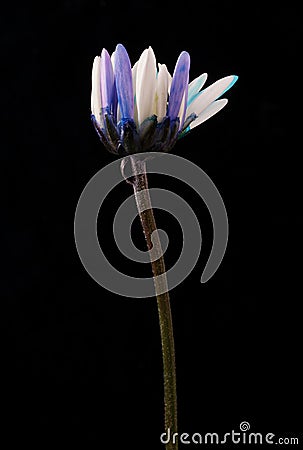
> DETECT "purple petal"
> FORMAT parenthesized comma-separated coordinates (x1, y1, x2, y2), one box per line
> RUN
(114, 44, 134, 120)
(167, 51, 190, 121)
(100, 48, 115, 112)
(180, 72, 189, 130)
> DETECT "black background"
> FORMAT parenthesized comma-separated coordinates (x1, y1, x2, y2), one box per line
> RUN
(2, 1, 302, 448)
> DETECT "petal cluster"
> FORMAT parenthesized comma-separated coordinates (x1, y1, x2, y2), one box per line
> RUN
(91, 44, 238, 155)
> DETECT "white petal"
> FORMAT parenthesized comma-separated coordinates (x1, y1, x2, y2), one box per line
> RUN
(190, 99, 228, 129)
(132, 61, 139, 126)
(177, 90, 186, 128)
(156, 63, 169, 121)
(111, 50, 116, 69)
(187, 73, 208, 104)
(136, 46, 157, 125)
(186, 75, 234, 117)
(91, 56, 101, 122)
(116, 104, 121, 123)
(132, 61, 138, 93)
(167, 69, 172, 94)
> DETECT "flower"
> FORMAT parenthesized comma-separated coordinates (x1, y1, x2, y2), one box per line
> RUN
(91, 43, 238, 155)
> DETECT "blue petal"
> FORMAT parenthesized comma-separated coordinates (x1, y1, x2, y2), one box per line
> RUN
(187, 73, 208, 106)
(187, 75, 239, 109)
(167, 51, 190, 121)
(114, 44, 134, 120)
(218, 75, 238, 98)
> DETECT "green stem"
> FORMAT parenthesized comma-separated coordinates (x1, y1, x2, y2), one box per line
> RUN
(129, 156, 178, 450)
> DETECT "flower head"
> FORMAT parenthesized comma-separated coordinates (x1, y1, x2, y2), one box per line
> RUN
(91, 43, 238, 155)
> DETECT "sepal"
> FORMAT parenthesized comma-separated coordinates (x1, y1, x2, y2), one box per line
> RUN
(139, 115, 157, 151)
(119, 119, 140, 154)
